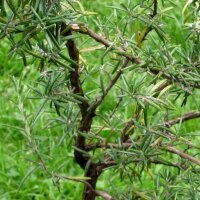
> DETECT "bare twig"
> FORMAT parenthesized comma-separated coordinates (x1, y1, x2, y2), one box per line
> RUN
(95, 190, 116, 200)
(17, 90, 50, 176)
(164, 146, 200, 166)
(70, 23, 140, 64)
(164, 111, 200, 128)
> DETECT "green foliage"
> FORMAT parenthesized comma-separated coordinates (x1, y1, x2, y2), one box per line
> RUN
(0, 0, 200, 199)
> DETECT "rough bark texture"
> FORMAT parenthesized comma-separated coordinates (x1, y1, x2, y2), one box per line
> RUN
(83, 164, 101, 200)
(62, 24, 99, 200)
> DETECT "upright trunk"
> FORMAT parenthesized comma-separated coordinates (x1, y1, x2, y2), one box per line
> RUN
(62, 24, 100, 200)
(83, 164, 101, 200)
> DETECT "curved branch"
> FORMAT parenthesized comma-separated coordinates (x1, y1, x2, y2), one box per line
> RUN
(86, 141, 200, 167)
(70, 23, 140, 64)
(95, 190, 116, 200)
(62, 24, 98, 200)
(53, 173, 116, 200)
(164, 146, 200, 166)
(69, 23, 200, 90)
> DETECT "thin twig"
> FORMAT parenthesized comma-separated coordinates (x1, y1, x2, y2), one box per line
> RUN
(85, 142, 131, 151)
(17, 94, 51, 176)
(24, 123, 50, 175)
(89, 59, 129, 113)
(98, 151, 181, 170)
(150, 0, 158, 18)
(86, 140, 200, 168)
(71, 23, 140, 64)
(95, 190, 117, 200)
(95, 97, 123, 135)
(86, 111, 200, 151)
(53, 173, 91, 186)
(164, 111, 200, 128)
(164, 146, 200, 166)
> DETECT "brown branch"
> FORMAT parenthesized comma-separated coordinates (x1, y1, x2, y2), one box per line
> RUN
(95, 97, 123, 135)
(62, 26, 92, 168)
(69, 23, 200, 89)
(62, 24, 100, 200)
(150, 0, 158, 18)
(63, 27, 90, 117)
(86, 111, 200, 151)
(88, 59, 129, 113)
(61, 20, 200, 199)
(164, 146, 200, 166)
(98, 152, 181, 170)
(85, 142, 131, 151)
(95, 190, 116, 200)
(53, 173, 116, 200)
(164, 111, 200, 128)
(86, 141, 200, 168)
(70, 23, 140, 64)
